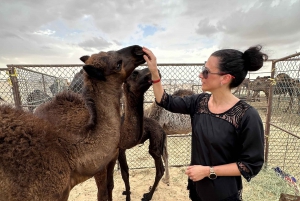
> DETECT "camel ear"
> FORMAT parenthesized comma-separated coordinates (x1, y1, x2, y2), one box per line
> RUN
(80, 55, 90, 63)
(83, 65, 106, 81)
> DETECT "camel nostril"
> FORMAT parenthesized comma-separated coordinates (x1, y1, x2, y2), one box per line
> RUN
(135, 51, 144, 56)
(134, 48, 144, 56)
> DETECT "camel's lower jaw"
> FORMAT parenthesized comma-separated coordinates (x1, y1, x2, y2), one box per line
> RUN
(134, 54, 146, 65)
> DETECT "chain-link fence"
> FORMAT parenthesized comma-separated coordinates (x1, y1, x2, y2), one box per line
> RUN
(265, 53, 300, 181)
(2, 61, 297, 172)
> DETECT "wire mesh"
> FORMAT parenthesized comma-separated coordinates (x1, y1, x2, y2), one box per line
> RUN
(265, 53, 300, 182)
(0, 59, 298, 179)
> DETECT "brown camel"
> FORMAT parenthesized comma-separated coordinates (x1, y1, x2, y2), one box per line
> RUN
(94, 68, 169, 201)
(248, 76, 271, 102)
(248, 73, 300, 113)
(232, 78, 251, 99)
(145, 89, 194, 135)
(273, 73, 300, 113)
(0, 45, 145, 201)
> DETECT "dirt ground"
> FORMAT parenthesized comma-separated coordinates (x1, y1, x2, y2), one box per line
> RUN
(68, 166, 297, 201)
(68, 167, 189, 201)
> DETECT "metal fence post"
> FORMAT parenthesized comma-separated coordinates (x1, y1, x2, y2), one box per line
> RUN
(264, 61, 276, 168)
(8, 66, 22, 109)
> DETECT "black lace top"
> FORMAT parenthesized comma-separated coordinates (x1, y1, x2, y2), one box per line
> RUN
(157, 92, 264, 201)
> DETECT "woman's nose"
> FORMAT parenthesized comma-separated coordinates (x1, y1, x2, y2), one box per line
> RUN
(199, 72, 203, 79)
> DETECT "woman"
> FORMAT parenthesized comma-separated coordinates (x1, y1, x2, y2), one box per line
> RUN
(142, 46, 267, 201)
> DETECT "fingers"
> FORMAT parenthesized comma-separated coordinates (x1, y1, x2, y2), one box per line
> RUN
(142, 46, 150, 52)
(143, 55, 150, 62)
(142, 47, 155, 60)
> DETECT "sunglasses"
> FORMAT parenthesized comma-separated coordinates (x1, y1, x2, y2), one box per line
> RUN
(201, 67, 235, 79)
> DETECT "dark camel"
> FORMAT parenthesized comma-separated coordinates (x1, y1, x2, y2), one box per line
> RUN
(94, 68, 169, 201)
(0, 45, 145, 201)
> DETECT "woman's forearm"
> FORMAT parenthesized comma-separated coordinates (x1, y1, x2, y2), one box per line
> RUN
(151, 71, 164, 103)
(213, 163, 241, 177)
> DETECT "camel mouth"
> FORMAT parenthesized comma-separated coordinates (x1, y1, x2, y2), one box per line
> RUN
(133, 47, 147, 66)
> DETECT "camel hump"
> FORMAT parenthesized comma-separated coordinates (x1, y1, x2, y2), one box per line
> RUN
(172, 89, 195, 97)
(53, 90, 84, 104)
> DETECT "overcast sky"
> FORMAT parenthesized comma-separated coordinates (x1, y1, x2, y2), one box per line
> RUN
(0, 0, 299, 69)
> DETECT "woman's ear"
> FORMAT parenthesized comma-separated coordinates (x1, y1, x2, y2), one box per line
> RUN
(223, 74, 234, 84)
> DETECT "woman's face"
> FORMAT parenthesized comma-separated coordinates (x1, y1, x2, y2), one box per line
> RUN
(199, 56, 224, 92)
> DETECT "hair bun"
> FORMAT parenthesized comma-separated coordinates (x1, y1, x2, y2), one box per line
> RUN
(243, 45, 268, 71)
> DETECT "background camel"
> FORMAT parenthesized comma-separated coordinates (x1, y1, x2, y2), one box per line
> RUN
(26, 89, 51, 112)
(232, 78, 250, 98)
(145, 89, 194, 135)
(273, 73, 300, 113)
(94, 68, 169, 201)
(0, 45, 145, 201)
(247, 73, 300, 113)
(49, 78, 69, 96)
(248, 76, 271, 102)
(68, 69, 84, 93)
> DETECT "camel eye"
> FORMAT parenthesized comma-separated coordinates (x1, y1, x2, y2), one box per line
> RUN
(116, 60, 122, 71)
(131, 71, 139, 79)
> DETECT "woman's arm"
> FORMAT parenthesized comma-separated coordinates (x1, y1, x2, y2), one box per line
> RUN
(185, 163, 241, 182)
(143, 47, 164, 103)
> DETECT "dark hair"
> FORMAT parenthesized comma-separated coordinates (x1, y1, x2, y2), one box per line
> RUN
(211, 45, 268, 89)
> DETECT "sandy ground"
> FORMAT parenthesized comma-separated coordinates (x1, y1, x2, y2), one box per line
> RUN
(68, 167, 189, 201)
(68, 165, 298, 201)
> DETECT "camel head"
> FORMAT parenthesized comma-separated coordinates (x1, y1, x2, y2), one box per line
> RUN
(80, 45, 146, 84)
(274, 73, 298, 95)
(249, 76, 271, 91)
(123, 68, 161, 97)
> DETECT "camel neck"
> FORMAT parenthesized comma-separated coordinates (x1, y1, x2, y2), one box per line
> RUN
(119, 91, 144, 149)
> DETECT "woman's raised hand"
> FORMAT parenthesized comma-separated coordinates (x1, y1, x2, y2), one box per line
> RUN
(142, 47, 159, 76)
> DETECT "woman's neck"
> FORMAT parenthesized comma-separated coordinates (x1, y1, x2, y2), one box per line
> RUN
(210, 90, 239, 107)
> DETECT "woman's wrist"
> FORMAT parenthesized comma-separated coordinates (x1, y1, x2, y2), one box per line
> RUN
(151, 71, 160, 80)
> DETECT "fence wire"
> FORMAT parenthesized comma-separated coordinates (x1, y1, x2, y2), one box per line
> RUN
(265, 53, 300, 181)
(0, 60, 298, 181)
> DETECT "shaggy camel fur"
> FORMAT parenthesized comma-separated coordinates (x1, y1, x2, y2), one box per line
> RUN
(145, 89, 194, 135)
(94, 68, 169, 201)
(0, 45, 145, 201)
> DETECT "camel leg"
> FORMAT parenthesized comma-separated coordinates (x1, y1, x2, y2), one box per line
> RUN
(142, 151, 165, 201)
(94, 169, 109, 201)
(264, 91, 269, 103)
(246, 89, 251, 101)
(107, 153, 118, 201)
(94, 151, 118, 201)
(252, 91, 259, 102)
(284, 92, 293, 113)
(161, 136, 170, 186)
(118, 149, 131, 201)
(297, 95, 300, 114)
